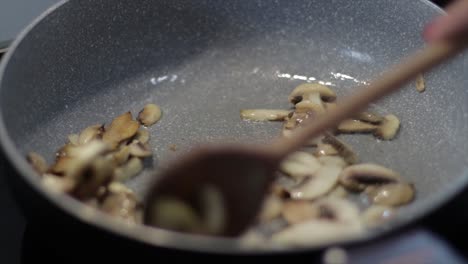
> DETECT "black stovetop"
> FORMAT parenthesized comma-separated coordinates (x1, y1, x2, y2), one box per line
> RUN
(1, 1, 467, 263)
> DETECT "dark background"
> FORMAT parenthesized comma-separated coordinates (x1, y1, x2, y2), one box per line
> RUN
(0, 0, 463, 263)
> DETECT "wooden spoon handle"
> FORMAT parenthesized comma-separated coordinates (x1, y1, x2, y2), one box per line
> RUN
(270, 38, 468, 158)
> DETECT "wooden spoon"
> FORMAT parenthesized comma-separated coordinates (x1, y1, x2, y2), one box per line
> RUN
(143, 38, 467, 237)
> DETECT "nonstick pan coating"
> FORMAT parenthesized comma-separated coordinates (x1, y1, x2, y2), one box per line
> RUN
(0, 0, 467, 254)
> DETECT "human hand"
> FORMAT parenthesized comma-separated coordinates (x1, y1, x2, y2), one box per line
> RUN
(424, 0, 468, 42)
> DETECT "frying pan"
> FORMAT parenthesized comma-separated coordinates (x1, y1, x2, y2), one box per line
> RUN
(0, 0, 467, 257)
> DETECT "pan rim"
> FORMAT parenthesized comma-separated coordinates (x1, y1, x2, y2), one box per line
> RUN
(0, 0, 466, 255)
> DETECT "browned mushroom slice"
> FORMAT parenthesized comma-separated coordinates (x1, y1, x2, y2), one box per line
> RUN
(415, 74, 425, 93)
(281, 200, 318, 225)
(128, 140, 152, 158)
(288, 83, 337, 104)
(78, 124, 104, 145)
(134, 129, 150, 144)
(272, 198, 363, 246)
(55, 143, 77, 159)
(361, 205, 396, 228)
(280, 151, 321, 181)
(365, 183, 415, 206)
(317, 156, 348, 169)
(102, 112, 140, 149)
(100, 182, 142, 224)
(112, 145, 131, 165)
(73, 156, 115, 199)
(41, 174, 76, 194)
(27, 152, 48, 175)
(137, 103, 162, 127)
(288, 165, 341, 200)
(339, 163, 401, 192)
(49, 156, 74, 175)
(258, 195, 284, 223)
(240, 109, 290, 121)
(337, 119, 378, 133)
(355, 111, 384, 124)
(374, 114, 400, 140)
(322, 133, 358, 164)
(114, 157, 143, 182)
(314, 143, 338, 157)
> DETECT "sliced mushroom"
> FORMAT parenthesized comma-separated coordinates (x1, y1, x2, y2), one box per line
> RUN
(280, 151, 321, 181)
(78, 124, 104, 145)
(55, 143, 77, 159)
(114, 157, 143, 182)
(27, 152, 48, 175)
(272, 198, 363, 247)
(355, 111, 383, 124)
(374, 114, 400, 140)
(281, 200, 318, 225)
(317, 156, 348, 169)
(339, 163, 401, 192)
(101, 184, 142, 224)
(337, 119, 378, 133)
(112, 145, 131, 165)
(270, 183, 290, 199)
(41, 174, 76, 193)
(314, 143, 339, 157)
(365, 183, 415, 206)
(322, 133, 358, 164)
(295, 92, 326, 114)
(48, 156, 73, 175)
(240, 109, 290, 121)
(128, 140, 152, 158)
(415, 74, 425, 93)
(102, 112, 140, 149)
(137, 103, 162, 127)
(324, 102, 337, 112)
(361, 205, 396, 228)
(148, 196, 204, 233)
(323, 247, 349, 264)
(327, 185, 348, 198)
(288, 83, 337, 104)
(68, 134, 79, 145)
(288, 165, 341, 200)
(258, 195, 284, 223)
(134, 129, 150, 144)
(73, 156, 115, 199)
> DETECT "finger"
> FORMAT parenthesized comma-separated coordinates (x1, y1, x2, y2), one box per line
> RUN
(424, 0, 468, 42)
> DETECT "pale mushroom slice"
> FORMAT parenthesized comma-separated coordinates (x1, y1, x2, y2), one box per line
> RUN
(317, 156, 348, 169)
(134, 129, 150, 144)
(288, 165, 341, 200)
(361, 205, 396, 228)
(281, 200, 319, 225)
(365, 183, 415, 206)
(240, 109, 290, 122)
(326, 185, 348, 198)
(100, 182, 142, 224)
(314, 143, 338, 157)
(295, 92, 326, 114)
(415, 74, 425, 93)
(41, 173, 76, 194)
(67, 134, 79, 145)
(355, 111, 384, 124)
(102, 112, 140, 149)
(114, 157, 144, 182)
(258, 195, 284, 223)
(374, 114, 400, 140)
(288, 83, 337, 104)
(339, 163, 401, 192)
(78, 124, 104, 145)
(272, 198, 363, 247)
(322, 133, 358, 164)
(128, 140, 152, 158)
(337, 119, 378, 133)
(112, 145, 131, 165)
(137, 103, 162, 127)
(279, 151, 321, 181)
(27, 152, 48, 175)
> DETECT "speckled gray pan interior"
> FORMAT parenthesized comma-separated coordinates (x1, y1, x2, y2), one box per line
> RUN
(0, 0, 467, 254)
